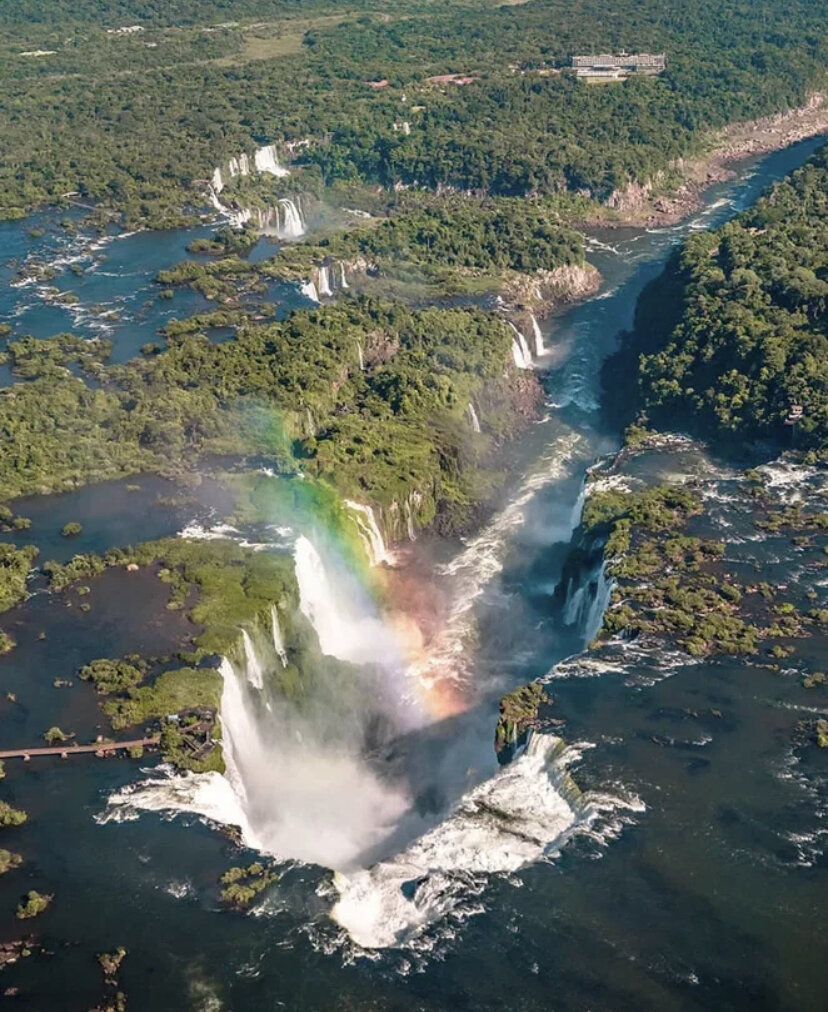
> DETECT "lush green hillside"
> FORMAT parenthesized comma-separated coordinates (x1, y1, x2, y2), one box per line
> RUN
(604, 143, 828, 452)
(1, 0, 825, 223)
(0, 299, 535, 529)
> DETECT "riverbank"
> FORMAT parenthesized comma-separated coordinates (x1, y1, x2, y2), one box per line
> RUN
(592, 94, 828, 227)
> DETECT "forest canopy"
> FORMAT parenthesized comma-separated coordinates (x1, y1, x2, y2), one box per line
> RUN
(0, 0, 825, 223)
(604, 143, 828, 452)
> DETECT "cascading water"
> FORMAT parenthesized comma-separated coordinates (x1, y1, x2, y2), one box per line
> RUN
(270, 606, 288, 667)
(530, 313, 546, 356)
(356, 340, 365, 371)
(340, 262, 349, 289)
(238, 153, 251, 177)
(217, 651, 411, 870)
(229, 207, 252, 229)
(583, 562, 612, 644)
(345, 501, 395, 567)
(563, 559, 613, 645)
(404, 499, 416, 542)
(466, 401, 481, 433)
(331, 732, 635, 949)
(277, 198, 305, 240)
(210, 168, 224, 193)
(507, 322, 533, 370)
(228, 157, 240, 179)
(300, 279, 319, 303)
(254, 144, 290, 177)
(318, 265, 333, 298)
(241, 629, 265, 689)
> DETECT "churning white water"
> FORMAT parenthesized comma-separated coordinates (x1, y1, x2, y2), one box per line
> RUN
(466, 401, 481, 433)
(331, 733, 635, 949)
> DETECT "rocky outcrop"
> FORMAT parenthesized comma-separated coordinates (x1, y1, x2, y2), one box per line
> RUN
(494, 682, 563, 763)
(500, 263, 602, 319)
(600, 94, 828, 227)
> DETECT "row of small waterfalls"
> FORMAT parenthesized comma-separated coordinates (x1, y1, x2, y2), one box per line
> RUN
(205, 142, 309, 240)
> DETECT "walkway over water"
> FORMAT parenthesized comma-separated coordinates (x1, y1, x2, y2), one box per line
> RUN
(0, 736, 159, 760)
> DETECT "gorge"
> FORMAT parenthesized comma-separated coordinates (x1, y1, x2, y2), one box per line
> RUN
(0, 130, 825, 1012)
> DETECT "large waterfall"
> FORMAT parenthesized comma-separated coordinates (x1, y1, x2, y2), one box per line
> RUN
(218, 648, 410, 870)
(331, 732, 635, 949)
(340, 262, 349, 289)
(564, 560, 613, 645)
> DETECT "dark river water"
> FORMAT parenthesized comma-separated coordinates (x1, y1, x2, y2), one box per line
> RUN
(0, 137, 825, 1011)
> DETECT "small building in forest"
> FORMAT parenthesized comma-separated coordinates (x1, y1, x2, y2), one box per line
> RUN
(572, 53, 666, 80)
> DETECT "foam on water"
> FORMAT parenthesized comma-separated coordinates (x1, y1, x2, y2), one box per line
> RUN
(412, 432, 582, 689)
(331, 733, 638, 949)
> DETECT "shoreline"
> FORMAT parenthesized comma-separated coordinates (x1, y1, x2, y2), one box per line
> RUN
(587, 94, 828, 229)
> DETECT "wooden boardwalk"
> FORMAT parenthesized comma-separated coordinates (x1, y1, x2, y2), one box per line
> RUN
(0, 736, 159, 761)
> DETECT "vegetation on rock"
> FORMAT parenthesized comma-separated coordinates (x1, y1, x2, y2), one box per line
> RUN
(605, 143, 828, 452)
(15, 890, 52, 920)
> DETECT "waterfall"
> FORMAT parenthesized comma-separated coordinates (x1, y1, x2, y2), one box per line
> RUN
(466, 401, 481, 433)
(318, 264, 333, 298)
(583, 563, 612, 643)
(229, 207, 252, 229)
(507, 322, 533, 369)
(217, 649, 410, 870)
(305, 407, 315, 436)
(563, 561, 612, 644)
(254, 144, 290, 177)
(356, 340, 365, 371)
(569, 480, 587, 532)
(270, 606, 288, 667)
(530, 314, 546, 356)
(207, 186, 226, 212)
(277, 198, 305, 240)
(404, 496, 416, 541)
(238, 153, 251, 177)
(300, 279, 319, 303)
(228, 157, 240, 178)
(210, 168, 224, 193)
(340, 262, 349, 289)
(345, 501, 395, 567)
(294, 536, 397, 664)
(241, 630, 265, 689)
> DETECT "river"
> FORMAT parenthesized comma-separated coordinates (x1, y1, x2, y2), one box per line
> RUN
(0, 136, 825, 1010)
